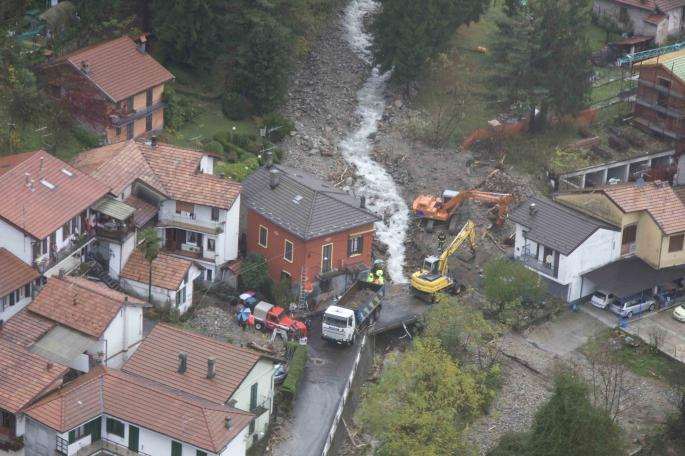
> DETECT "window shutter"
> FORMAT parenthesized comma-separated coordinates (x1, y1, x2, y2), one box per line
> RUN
(176, 201, 194, 214)
(348, 238, 353, 256)
(359, 236, 364, 253)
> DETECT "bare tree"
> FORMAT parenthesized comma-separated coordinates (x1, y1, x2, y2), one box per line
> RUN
(586, 348, 628, 422)
(648, 327, 667, 353)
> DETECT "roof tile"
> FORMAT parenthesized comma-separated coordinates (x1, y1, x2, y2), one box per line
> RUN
(602, 182, 685, 234)
(121, 250, 192, 291)
(0, 308, 55, 348)
(0, 248, 40, 298)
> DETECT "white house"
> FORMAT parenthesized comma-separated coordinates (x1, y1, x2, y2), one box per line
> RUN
(71, 139, 242, 284)
(23, 366, 253, 456)
(24, 276, 146, 370)
(593, 0, 685, 45)
(122, 324, 279, 450)
(510, 196, 622, 302)
(119, 249, 202, 314)
(0, 152, 109, 279)
(0, 248, 40, 323)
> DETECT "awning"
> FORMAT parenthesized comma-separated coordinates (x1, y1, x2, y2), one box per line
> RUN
(30, 326, 95, 366)
(344, 261, 370, 274)
(582, 257, 685, 299)
(92, 197, 135, 221)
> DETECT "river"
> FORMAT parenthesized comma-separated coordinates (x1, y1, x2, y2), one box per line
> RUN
(339, 0, 410, 284)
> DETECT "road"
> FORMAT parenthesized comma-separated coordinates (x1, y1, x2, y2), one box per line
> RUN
(272, 284, 425, 455)
(272, 315, 359, 456)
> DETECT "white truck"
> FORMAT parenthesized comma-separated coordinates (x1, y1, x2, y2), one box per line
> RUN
(322, 281, 385, 346)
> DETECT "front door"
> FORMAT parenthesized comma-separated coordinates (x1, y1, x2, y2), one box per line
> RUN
(128, 425, 139, 451)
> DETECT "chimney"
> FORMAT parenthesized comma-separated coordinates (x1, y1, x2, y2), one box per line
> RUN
(207, 357, 216, 379)
(360, 196, 366, 209)
(224, 417, 232, 430)
(266, 151, 274, 168)
(529, 203, 537, 215)
(178, 352, 188, 373)
(39, 156, 44, 174)
(58, 269, 65, 279)
(269, 169, 280, 189)
(46, 361, 53, 371)
(136, 34, 147, 53)
(80, 60, 90, 75)
(150, 135, 158, 147)
(25, 172, 30, 187)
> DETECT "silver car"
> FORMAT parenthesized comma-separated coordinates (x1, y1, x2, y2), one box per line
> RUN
(609, 297, 656, 318)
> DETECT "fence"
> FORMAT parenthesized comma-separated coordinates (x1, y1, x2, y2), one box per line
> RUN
(321, 333, 375, 456)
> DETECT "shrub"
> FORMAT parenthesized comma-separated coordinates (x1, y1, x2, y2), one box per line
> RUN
(164, 86, 197, 130)
(281, 342, 307, 405)
(229, 131, 251, 148)
(221, 92, 249, 120)
(261, 112, 294, 142)
(225, 150, 239, 163)
(203, 140, 224, 154)
(72, 124, 101, 148)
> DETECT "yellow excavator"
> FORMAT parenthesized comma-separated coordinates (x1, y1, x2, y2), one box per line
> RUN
(411, 220, 477, 302)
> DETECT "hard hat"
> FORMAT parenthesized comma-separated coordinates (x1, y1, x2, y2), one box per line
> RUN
(376, 269, 384, 277)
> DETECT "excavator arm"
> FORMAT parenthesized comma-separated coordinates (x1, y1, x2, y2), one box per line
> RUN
(438, 220, 477, 277)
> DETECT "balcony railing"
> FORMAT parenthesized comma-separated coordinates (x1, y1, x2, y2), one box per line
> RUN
(634, 96, 685, 119)
(638, 80, 685, 100)
(73, 437, 152, 456)
(520, 249, 557, 278)
(34, 233, 95, 273)
(158, 213, 224, 234)
(95, 223, 135, 242)
(111, 102, 165, 127)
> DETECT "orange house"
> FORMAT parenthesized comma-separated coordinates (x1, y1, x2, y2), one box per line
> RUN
(242, 163, 380, 295)
(40, 36, 174, 144)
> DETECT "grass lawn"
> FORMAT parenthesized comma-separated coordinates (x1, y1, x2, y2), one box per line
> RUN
(581, 328, 685, 384)
(591, 79, 624, 105)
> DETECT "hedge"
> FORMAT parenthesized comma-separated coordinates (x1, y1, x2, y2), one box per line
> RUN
(281, 342, 307, 405)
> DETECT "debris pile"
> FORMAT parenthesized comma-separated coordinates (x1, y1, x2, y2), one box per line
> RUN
(481, 170, 534, 204)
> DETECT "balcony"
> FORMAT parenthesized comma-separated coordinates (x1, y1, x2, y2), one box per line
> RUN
(0, 434, 22, 452)
(73, 438, 152, 456)
(157, 213, 224, 235)
(95, 223, 135, 243)
(35, 233, 96, 278)
(520, 250, 557, 278)
(110, 102, 165, 127)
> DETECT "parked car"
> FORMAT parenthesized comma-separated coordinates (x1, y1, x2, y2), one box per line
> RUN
(673, 304, 685, 322)
(590, 290, 618, 310)
(609, 296, 656, 318)
(274, 363, 288, 385)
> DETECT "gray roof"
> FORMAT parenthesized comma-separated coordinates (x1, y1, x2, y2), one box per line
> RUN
(583, 256, 685, 298)
(509, 196, 619, 256)
(242, 165, 380, 240)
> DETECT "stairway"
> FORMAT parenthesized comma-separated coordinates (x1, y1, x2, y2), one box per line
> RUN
(86, 260, 125, 292)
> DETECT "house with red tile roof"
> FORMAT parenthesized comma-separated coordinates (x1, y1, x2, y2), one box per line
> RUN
(0, 152, 111, 279)
(39, 36, 174, 144)
(3, 276, 148, 371)
(72, 140, 242, 286)
(0, 248, 40, 322)
(0, 337, 69, 453)
(122, 324, 279, 451)
(593, 0, 685, 45)
(23, 366, 253, 456)
(120, 249, 202, 313)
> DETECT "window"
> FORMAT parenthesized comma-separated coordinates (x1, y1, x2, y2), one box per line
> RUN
(126, 97, 134, 113)
(658, 91, 669, 108)
(258, 225, 268, 248)
(9, 292, 14, 306)
(145, 114, 152, 132)
(321, 244, 333, 273)
(127, 123, 134, 140)
(348, 235, 363, 256)
(72, 216, 80, 234)
(42, 238, 48, 253)
(146, 88, 153, 107)
(176, 287, 186, 306)
(206, 269, 213, 281)
(188, 232, 199, 244)
(24, 283, 30, 298)
(197, 451, 208, 456)
(56, 436, 68, 455)
(62, 221, 71, 237)
(281, 270, 292, 287)
(250, 383, 258, 411)
(68, 425, 86, 443)
(207, 238, 215, 252)
(670, 234, 684, 252)
(171, 441, 182, 456)
(176, 201, 194, 214)
(211, 207, 220, 221)
(622, 225, 637, 245)
(0, 296, 4, 312)
(657, 77, 672, 89)
(284, 240, 294, 263)
(106, 418, 125, 438)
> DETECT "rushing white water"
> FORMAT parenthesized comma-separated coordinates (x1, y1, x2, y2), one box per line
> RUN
(339, 0, 410, 283)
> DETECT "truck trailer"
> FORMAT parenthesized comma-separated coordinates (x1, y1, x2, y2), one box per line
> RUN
(322, 281, 384, 346)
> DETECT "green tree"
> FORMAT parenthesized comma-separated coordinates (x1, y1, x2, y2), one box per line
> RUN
(372, 0, 489, 83)
(357, 337, 489, 456)
(482, 257, 545, 321)
(488, 368, 623, 456)
(139, 227, 160, 304)
(152, 0, 223, 68)
(490, 0, 593, 131)
(234, 15, 290, 113)
(239, 253, 270, 291)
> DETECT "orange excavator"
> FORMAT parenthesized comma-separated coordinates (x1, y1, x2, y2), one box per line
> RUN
(412, 189, 514, 234)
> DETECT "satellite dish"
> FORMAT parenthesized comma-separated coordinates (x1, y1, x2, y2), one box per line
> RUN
(546, 255, 553, 264)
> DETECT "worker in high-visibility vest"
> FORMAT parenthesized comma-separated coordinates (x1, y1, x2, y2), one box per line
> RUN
(367, 271, 375, 282)
(375, 269, 384, 285)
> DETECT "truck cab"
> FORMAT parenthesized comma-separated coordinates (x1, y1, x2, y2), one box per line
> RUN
(322, 305, 357, 345)
(253, 301, 308, 340)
